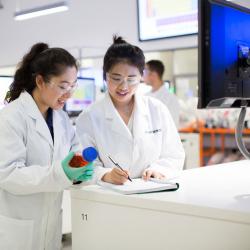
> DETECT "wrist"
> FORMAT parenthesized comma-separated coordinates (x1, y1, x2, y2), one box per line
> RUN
(102, 172, 112, 183)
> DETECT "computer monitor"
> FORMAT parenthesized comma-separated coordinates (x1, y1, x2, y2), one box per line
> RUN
(64, 77, 95, 116)
(137, 0, 198, 41)
(198, 0, 250, 109)
(0, 76, 13, 110)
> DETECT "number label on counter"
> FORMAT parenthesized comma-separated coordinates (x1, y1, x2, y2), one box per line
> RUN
(81, 213, 88, 221)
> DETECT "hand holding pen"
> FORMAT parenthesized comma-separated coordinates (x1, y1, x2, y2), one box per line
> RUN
(101, 156, 132, 185)
(108, 156, 132, 182)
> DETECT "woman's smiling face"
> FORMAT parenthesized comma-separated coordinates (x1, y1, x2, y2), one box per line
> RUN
(106, 62, 141, 105)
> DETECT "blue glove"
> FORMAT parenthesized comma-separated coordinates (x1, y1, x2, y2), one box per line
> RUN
(61, 152, 94, 181)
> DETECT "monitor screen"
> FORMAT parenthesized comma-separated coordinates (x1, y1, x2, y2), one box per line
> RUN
(198, 0, 250, 109)
(64, 77, 95, 116)
(0, 76, 13, 110)
(137, 0, 198, 41)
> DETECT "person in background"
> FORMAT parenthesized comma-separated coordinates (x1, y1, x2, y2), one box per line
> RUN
(143, 60, 180, 128)
(0, 43, 93, 250)
(76, 36, 185, 185)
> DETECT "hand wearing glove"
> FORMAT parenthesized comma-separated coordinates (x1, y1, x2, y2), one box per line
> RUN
(74, 163, 94, 182)
(62, 151, 94, 181)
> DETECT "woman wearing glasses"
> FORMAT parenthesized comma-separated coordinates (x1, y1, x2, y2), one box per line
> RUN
(0, 43, 93, 250)
(76, 36, 185, 185)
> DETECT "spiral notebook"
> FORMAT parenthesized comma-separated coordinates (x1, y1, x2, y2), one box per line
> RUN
(97, 178, 179, 195)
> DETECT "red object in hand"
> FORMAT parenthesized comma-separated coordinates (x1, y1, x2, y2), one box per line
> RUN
(69, 155, 88, 168)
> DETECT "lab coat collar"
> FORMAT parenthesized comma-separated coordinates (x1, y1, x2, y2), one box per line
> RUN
(104, 93, 132, 140)
(19, 91, 54, 147)
(133, 92, 151, 139)
(104, 92, 149, 140)
(134, 92, 148, 116)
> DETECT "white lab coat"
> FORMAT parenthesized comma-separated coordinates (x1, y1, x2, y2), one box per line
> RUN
(0, 91, 79, 250)
(147, 84, 180, 128)
(76, 93, 185, 183)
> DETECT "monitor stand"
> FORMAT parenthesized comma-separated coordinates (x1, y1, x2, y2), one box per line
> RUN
(236, 106, 250, 159)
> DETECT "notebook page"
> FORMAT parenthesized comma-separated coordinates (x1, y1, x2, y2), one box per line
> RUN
(98, 178, 178, 194)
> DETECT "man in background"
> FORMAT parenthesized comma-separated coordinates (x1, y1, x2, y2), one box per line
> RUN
(144, 60, 180, 128)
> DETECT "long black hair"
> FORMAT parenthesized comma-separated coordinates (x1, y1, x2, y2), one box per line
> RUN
(5, 42, 78, 103)
(103, 36, 145, 80)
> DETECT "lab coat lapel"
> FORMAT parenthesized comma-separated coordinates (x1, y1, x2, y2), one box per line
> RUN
(35, 118, 54, 148)
(20, 91, 54, 148)
(104, 94, 132, 141)
(52, 111, 64, 162)
(133, 93, 150, 140)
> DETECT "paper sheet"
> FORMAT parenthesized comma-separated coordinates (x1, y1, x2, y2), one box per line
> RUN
(98, 178, 178, 195)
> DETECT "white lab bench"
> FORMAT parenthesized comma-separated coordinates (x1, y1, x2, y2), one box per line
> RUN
(62, 189, 71, 234)
(70, 161, 250, 250)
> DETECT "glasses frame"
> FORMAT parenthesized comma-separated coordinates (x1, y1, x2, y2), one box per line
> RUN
(106, 73, 141, 86)
(48, 81, 78, 95)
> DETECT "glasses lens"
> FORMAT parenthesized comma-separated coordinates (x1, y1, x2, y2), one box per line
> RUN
(58, 83, 78, 94)
(126, 77, 139, 85)
(107, 74, 139, 86)
(70, 82, 78, 93)
(109, 75, 122, 85)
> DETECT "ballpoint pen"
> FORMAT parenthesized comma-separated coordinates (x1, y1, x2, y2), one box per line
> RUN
(108, 156, 132, 182)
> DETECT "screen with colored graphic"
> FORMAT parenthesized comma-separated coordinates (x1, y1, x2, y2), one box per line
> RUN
(137, 0, 198, 41)
(0, 76, 13, 110)
(65, 77, 95, 116)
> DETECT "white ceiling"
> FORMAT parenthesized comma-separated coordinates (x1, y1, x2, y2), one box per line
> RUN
(0, 0, 250, 67)
(0, 0, 198, 67)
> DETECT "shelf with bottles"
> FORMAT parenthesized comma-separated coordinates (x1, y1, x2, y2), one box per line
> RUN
(179, 125, 250, 166)
(199, 127, 250, 166)
(203, 149, 244, 166)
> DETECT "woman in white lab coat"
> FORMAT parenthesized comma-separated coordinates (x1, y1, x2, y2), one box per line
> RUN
(76, 36, 185, 185)
(0, 43, 93, 250)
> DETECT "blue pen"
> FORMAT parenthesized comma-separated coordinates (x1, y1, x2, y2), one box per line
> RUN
(108, 156, 132, 182)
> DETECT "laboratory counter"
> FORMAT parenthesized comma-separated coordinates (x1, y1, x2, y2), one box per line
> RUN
(70, 160, 250, 250)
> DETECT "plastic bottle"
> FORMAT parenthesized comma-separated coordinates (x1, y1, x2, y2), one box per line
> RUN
(69, 147, 98, 168)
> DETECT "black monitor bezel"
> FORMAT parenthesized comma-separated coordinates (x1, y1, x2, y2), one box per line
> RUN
(198, 0, 250, 109)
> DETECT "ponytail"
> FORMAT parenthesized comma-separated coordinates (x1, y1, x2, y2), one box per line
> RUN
(5, 43, 49, 103)
(113, 35, 127, 45)
(5, 42, 77, 103)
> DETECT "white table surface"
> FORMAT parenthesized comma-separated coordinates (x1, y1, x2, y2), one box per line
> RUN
(71, 160, 250, 224)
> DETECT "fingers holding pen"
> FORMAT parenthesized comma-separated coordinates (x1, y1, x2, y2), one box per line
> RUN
(114, 167, 129, 178)
(112, 168, 129, 184)
(102, 168, 130, 185)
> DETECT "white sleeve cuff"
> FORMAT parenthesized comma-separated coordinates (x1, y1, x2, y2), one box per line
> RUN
(92, 167, 112, 184)
(54, 161, 73, 188)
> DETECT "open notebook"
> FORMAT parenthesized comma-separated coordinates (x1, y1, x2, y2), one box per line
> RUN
(97, 178, 179, 195)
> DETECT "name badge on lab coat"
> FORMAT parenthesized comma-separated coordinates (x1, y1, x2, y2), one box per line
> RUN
(145, 129, 162, 134)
